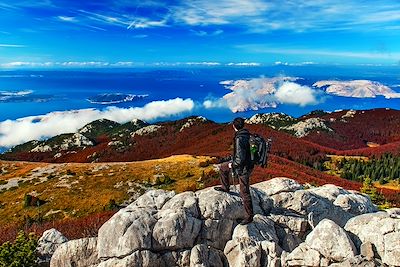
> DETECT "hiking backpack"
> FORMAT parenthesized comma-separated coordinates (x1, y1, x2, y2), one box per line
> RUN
(249, 134, 272, 168)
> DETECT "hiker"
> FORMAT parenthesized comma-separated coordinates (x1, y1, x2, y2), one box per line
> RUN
(215, 117, 254, 225)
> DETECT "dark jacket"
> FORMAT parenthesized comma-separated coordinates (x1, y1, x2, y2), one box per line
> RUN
(232, 128, 253, 175)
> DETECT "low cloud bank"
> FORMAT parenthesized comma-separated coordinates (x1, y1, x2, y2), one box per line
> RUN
(0, 98, 194, 148)
(204, 77, 322, 112)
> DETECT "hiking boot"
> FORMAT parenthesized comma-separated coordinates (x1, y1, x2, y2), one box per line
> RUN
(239, 216, 253, 225)
(214, 186, 229, 193)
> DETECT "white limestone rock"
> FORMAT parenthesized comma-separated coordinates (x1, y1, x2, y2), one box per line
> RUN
(50, 237, 99, 267)
(305, 219, 356, 262)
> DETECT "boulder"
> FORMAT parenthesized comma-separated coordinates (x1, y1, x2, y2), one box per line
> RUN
(161, 250, 191, 267)
(252, 187, 274, 215)
(196, 187, 246, 220)
(50, 237, 99, 267)
(333, 193, 377, 215)
(199, 219, 236, 250)
(224, 238, 262, 267)
(305, 219, 356, 262)
(162, 191, 199, 217)
(97, 250, 163, 267)
(270, 212, 309, 252)
(97, 207, 157, 258)
(231, 214, 278, 243)
(190, 244, 226, 267)
(37, 228, 68, 264)
(251, 178, 303, 196)
(260, 241, 282, 267)
(152, 208, 202, 250)
(269, 213, 308, 234)
(383, 232, 400, 266)
(270, 190, 353, 227)
(284, 243, 323, 267)
(344, 211, 400, 266)
(128, 189, 175, 210)
(308, 184, 347, 202)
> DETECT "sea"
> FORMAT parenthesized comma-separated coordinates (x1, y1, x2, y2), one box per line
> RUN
(0, 65, 399, 124)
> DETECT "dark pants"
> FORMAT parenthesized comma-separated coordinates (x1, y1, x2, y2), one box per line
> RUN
(219, 162, 254, 219)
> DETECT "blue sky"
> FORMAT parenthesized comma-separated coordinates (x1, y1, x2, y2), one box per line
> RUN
(1, 0, 400, 67)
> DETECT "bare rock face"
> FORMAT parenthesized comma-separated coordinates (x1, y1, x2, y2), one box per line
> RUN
(224, 238, 262, 267)
(161, 250, 191, 267)
(224, 215, 282, 267)
(190, 244, 226, 267)
(305, 219, 356, 262)
(50, 237, 99, 267)
(345, 211, 400, 266)
(231, 214, 278, 243)
(97, 206, 157, 258)
(196, 187, 246, 220)
(251, 177, 303, 196)
(37, 228, 68, 264)
(97, 250, 163, 267)
(48, 178, 395, 267)
(152, 208, 202, 251)
(283, 243, 323, 267)
(333, 193, 377, 215)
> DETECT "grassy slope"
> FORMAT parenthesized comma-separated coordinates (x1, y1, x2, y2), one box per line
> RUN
(0, 155, 215, 225)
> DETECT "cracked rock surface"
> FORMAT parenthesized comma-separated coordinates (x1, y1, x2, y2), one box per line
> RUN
(46, 177, 400, 267)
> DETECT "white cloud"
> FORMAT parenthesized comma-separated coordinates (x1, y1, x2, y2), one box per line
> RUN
(211, 77, 322, 112)
(275, 82, 319, 106)
(0, 98, 194, 147)
(226, 62, 261, 66)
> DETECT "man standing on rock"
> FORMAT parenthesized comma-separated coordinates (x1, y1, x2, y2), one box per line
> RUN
(215, 117, 254, 225)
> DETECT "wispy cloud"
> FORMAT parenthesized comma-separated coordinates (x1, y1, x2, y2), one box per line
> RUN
(191, 29, 224, 37)
(239, 46, 400, 60)
(6, 0, 400, 34)
(57, 16, 77, 22)
(127, 17, 168, 29)
(0, 98, 194, 147)
(0, 44, 26, 48)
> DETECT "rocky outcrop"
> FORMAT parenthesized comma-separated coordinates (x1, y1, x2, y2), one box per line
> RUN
(345, 211, 400, 266)
(50, 237, 99, 267)
(280, 118, 333, 137)
(37, 228, 68, 266)
(48, 177, 400, 267)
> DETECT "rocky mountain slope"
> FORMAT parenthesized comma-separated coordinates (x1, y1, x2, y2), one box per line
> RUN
(3, 109, 400, 164)
(37, 178, 400, 267)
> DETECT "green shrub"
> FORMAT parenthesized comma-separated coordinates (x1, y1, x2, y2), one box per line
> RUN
(0, 231, 38, 267)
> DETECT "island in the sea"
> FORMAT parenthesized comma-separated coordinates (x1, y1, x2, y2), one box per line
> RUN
(87, 93, 149, 104)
